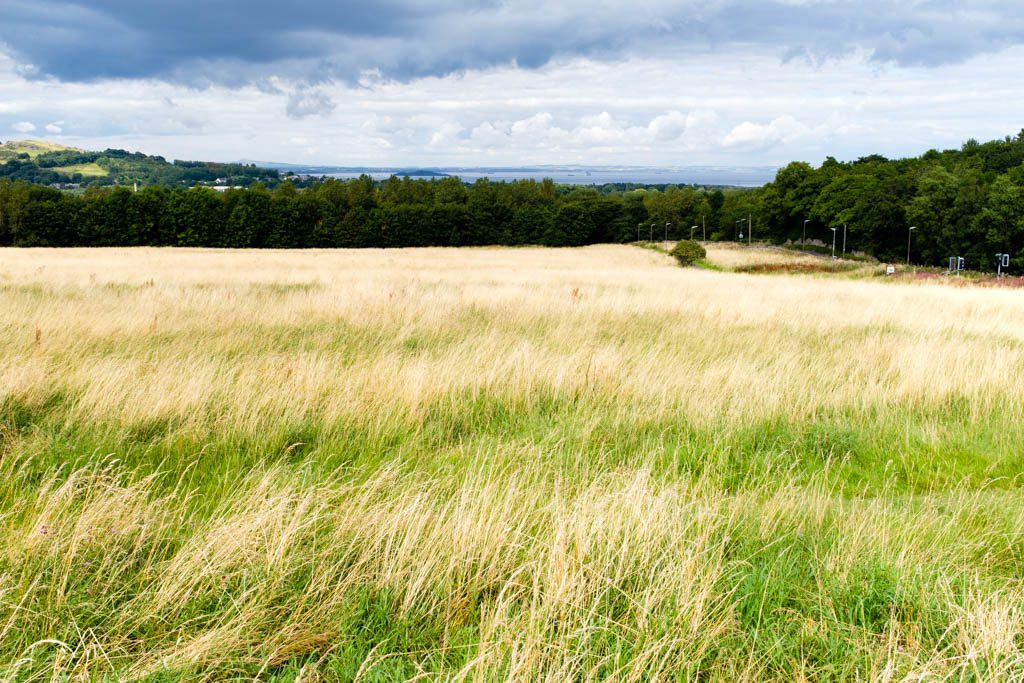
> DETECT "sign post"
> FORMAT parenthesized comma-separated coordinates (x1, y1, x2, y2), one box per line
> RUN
(996, 253, 1010, 277)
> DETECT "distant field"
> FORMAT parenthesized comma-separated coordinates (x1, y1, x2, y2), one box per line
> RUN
(702, 242, 858, 269)
(2, 245, 1023, 680)
(50, 161, 108, 177)
(644, 241, 872, 274)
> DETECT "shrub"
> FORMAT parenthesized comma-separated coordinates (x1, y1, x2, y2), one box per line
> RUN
(669, 239, 707, 266)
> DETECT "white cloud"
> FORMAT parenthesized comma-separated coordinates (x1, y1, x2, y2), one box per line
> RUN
(429, 122, 464, 148)
(647, 111, 689, 142)
(510, 112, 555, 137)
(723, 116, 812, 148)
(45, 122, 63, 134)
(1, 43, 1023, 168)
(12, 121, 35, 133)
(469, 121, 508, 147)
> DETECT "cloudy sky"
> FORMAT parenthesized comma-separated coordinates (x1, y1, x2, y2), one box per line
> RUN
(1, 0, 1022, 168)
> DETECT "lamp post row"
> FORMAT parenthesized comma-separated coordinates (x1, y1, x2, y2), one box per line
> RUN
(630, 214, 1003, 274)
(802, 219, 916, 265)
(636, 222, 675, 242)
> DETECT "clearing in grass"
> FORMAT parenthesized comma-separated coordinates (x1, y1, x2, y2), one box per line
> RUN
(49, 161, 108, 178)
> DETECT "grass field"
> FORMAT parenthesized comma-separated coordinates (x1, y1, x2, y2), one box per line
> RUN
(701, 243, 865, 271)
(49, 161, 108, 178)
(2, 245, 1024, 681)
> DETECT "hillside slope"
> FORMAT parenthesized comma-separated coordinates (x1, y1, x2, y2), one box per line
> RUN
(0, 139, 83, 163)
(0, 139, 278, 187)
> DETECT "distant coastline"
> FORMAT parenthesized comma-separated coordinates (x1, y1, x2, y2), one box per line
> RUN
(242, 162, 778, 188)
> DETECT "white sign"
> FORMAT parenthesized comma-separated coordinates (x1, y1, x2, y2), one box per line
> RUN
(886, 265, 896, 275)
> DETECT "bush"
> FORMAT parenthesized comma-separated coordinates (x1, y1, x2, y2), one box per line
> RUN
(669, 239, 706, 266)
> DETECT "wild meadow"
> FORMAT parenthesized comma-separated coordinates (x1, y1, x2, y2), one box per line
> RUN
(2, 245, 1024, 681)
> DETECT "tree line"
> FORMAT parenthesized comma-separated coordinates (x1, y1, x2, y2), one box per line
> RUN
(752, 131, 1024, 269)
(1, 131, 1023, 270)
(0, 175, 721, 249)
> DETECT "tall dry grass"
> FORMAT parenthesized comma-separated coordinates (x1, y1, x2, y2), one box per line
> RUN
(701, 242, 842, 270)
(1, 246, 1024, 680)
(3, 246, 1023, 432)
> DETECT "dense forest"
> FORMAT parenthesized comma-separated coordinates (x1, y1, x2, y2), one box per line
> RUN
(1, 131, 1023, 271)
(757, 131, 1024, 271)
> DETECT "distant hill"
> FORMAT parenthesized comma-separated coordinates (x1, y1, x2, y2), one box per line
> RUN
(0, 139, 280, 188)
(0, 139, 84, 163)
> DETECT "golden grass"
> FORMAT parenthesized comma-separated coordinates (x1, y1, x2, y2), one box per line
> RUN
(701, 242, 847, 269)
(0, 139, 81, 163)
(2, 245, 1024, 680)
(2, 245, 1023, 432)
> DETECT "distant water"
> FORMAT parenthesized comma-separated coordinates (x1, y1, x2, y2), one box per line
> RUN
(311, 167, 775, 187)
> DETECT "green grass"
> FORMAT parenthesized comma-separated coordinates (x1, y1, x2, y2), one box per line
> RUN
(50, 161, 109, 177)
(2, 246, 1024, 680)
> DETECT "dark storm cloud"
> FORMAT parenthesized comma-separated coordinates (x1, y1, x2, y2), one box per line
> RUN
(0, 0, 1021, 84)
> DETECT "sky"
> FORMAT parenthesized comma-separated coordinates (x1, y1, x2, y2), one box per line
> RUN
(1, 0, 1022, 169)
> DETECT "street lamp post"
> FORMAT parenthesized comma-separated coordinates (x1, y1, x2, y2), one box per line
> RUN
(665, 222, 671, 241)
(702, 215, 706, 241)
(748, 215, 752, 245)
(650, 223, 655, 242)
(842, 223, 847, 257)
(830, 227, 837, 259)
(803, 219, 810, 250)
(736, 220, 743, 241)
(637, 222, 642, 242)
(907, 226, 917, 265)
